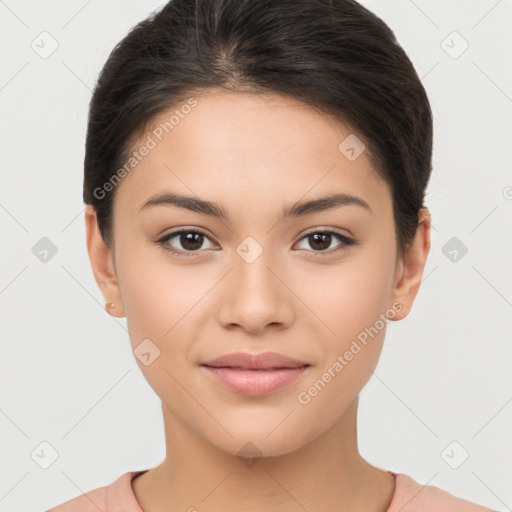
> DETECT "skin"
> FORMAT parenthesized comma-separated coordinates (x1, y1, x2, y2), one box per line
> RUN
(85, 89, 431, 512)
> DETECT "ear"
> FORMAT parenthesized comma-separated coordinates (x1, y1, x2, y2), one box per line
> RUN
(84, 205, 126, 318)
(388, 207, 431, 321)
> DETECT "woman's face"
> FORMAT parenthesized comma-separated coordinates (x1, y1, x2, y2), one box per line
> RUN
(87, 90, 429, 457)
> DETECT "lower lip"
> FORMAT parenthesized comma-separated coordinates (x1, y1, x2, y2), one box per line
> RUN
(201, 365, 309, 396)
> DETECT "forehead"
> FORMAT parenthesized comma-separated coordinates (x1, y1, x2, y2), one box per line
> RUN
(113, 90, 391, 220)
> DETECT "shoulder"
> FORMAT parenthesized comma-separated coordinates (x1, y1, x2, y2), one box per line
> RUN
(387, 473, 497, 512)
(46, 471, 146, 512)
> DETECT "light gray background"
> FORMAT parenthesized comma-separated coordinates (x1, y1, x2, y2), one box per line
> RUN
(1, 1, 511, 511)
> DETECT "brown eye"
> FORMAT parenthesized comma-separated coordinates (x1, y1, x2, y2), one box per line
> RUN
(178, 231, 204, 251)
(157, 229, 216, 257)
(296, 230, 355, 255)
(307, 233, 332, 251)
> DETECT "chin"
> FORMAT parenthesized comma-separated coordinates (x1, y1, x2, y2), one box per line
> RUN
(207, 423, 315, 461)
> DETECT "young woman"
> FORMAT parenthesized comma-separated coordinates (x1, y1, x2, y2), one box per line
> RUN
(48, 0, 496, 510)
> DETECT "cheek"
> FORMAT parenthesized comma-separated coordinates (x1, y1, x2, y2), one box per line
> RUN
(295, 240, 396, 398)
(301, 252, 395, 347)
(115, 241, 183, 348)
(115, 253, 203, 409)
(295, 266, 392, 423)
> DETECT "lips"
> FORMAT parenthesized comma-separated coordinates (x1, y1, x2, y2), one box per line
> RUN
(201, 351, 309, 370)
(201, 352, 310, 396)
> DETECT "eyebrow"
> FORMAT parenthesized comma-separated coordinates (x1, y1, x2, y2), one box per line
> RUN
(140, 191, 372, 219)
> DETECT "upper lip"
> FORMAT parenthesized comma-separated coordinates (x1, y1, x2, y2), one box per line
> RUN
(201, 352, 309, 370)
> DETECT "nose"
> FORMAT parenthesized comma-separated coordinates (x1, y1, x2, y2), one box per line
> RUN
(215, 248, 295, 335)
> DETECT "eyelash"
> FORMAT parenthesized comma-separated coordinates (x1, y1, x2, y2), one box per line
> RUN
(156, 228, 355, 258)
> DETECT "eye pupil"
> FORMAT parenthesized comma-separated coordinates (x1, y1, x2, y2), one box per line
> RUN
(181, 232, 203, 250)
(309, 233, 331, 251)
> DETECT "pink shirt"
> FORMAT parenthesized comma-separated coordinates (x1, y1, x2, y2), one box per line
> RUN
(46, 470, 496, 511)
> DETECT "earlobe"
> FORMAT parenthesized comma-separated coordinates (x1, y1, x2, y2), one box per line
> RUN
(388, 207, 431, 321)
(84, 205, 126, 318)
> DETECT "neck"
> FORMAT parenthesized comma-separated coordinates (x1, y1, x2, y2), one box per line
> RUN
(131, 397, 396, 512)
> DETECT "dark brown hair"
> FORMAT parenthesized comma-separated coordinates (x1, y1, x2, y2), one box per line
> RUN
(83, 0, 433, 258)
